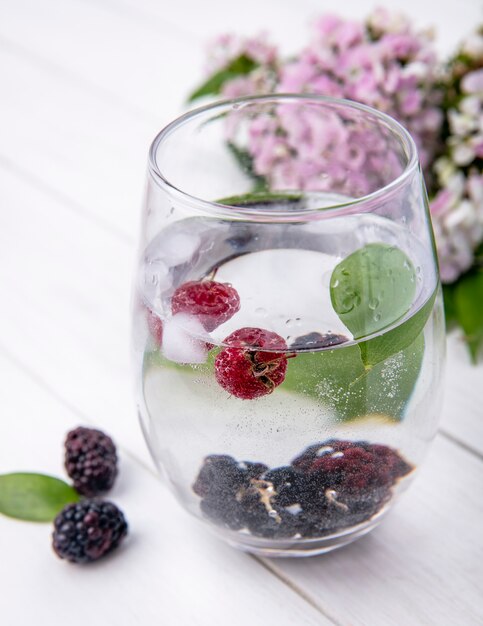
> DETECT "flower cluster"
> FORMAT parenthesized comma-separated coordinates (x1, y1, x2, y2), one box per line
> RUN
(278, 10, 442, 172)
(210, 9, 442, 176)
(190, 12, 483, 287)
(429, 30, 483, 282)
(205, 33, 279, 98)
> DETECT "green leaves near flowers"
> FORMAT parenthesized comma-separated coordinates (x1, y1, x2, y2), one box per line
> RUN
(0, 473, 79, 522)
(443, 243, 483, 363)
(448, 270, 483, 363)
(187, 54, 258, 102)
(226, 142, 267, 192)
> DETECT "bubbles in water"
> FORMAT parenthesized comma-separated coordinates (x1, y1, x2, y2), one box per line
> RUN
(374, 312, 382, 322)
(368, 298, 380, 310)
(144, 259, 171, 294)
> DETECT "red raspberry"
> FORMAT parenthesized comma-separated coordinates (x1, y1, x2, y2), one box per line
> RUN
(146, 308, 163, 345)
(214, 327, 288, 399)
(171, 280, 240, 332)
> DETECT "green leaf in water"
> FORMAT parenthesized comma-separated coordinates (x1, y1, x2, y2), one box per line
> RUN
(330, 243, 416, 342)
(359, 291, 435, 368)
(187, 54, 258, 102)
(0, 473, 79, 522)
(282, 331, 425, 421)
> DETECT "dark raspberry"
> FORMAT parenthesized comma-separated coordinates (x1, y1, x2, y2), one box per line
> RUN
(292, 439, 356, 473)
(171, 280, 240, 332)
(214, 327, 289, 399)
(365, 443, 413, 481)
(192, 455, 247, 499)
(293, 439, 413, 496)
(146, 308, 163, 345)
(290, 332, 349, 350)
(52, 500, 127, 563)
(65, 427, 118, 497)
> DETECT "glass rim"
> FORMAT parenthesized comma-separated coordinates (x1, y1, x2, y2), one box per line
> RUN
(148, 94, 420, 220)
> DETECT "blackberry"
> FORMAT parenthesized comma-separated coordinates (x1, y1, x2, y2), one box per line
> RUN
(263, 466, 308, 507)
(290, 332, 349, 350)
(65, 427, 118, 497)
(241, 461, 268, 480)
(238, 480, 298, 538)
(52, 500, 128, 563)
(193, 441, 412, 539)
(192, 455, 246, 499)
(200, 496, 245, 530)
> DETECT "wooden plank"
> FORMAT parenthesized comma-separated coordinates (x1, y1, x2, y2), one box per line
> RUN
(0, 0, 201, 117)
(440, 335, 483, 459)
(91, 0, 482, 55)
(0, 49, 152, 238)
(262, 434, 483, 625)
(0, 165, 149, 463)
(0, 353, 329, 626)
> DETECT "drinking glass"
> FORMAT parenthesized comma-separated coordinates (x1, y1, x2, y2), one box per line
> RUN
(132, 95, 445, 557)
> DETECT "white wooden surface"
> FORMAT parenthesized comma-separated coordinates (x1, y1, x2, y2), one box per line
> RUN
(0, 1, 482, 624)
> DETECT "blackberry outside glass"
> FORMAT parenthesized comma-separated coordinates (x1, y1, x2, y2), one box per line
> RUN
(132, 95, 445, 557)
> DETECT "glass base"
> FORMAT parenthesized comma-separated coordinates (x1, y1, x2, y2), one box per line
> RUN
(208, 506, 389, 558)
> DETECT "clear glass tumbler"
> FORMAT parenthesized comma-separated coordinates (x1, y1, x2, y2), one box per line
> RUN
(132, 95, 445, 557)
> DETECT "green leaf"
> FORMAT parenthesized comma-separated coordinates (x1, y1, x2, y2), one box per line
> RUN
(226, 142, 267, 191)
(187, 54, 258, 102)
(359, 291, 435, 368)
(218, 191, 305, 208)
(453, 269, 483, 363)
(330, 243, 417, 342)
(282, 331, 425, 421)
(443, 283, 457, 328)
(0, 473, 79, 522)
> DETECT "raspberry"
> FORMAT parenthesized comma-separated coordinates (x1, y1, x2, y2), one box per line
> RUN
(52, 500, 128, 563)
(214, 327, 289, 399)
(293, 439, 412, 495)
(65, 427, 118, 497)
(146, 307, 163, 345)
(171, 280, 240, 332)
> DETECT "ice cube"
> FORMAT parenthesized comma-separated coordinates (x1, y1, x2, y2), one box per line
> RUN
(162, 313, 209, 364)
(162, 232, 201, 266)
